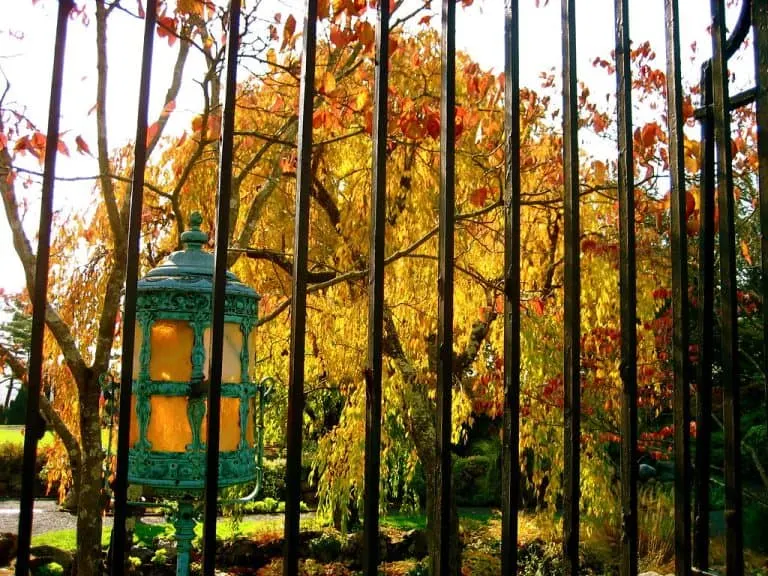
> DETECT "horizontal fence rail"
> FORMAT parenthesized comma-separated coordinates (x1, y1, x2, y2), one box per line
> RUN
(14, 0, 766, 574)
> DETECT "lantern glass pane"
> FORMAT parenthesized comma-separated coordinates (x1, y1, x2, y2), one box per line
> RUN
(203, 322, 243, 383)
(149, 320, 194, 382)
(201, 397, 241, 451)
(147, 397, 191, 451)
(132, 321, 143, 377)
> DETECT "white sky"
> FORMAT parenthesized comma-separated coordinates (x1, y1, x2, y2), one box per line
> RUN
(0, 0, 754, 298)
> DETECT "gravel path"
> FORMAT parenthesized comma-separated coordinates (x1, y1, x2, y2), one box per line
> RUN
(0, 500, 99, 536)
(0, 500, 312, 536)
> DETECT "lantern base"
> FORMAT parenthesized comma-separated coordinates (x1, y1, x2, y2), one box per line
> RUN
(128, 448, 257, 495)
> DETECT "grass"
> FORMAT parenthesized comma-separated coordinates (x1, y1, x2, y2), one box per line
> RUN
(381, 507, 499, 532)
(0, 426, 55, 448)
(0, 425, 113, 450)
(29, 515, 328, 552)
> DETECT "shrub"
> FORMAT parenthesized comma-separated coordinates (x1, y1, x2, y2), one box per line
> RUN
(307, 532, 343, 563)
(33, 563, 64, 576)
(453, 454, 500, 507)
(262, 497, 279, 513)
(151, 547, 168, 565)
(261, 458, 286, 501)
(0, 441, 53, 499)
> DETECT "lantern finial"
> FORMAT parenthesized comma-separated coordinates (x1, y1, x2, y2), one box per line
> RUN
(180, 211, 208, 251)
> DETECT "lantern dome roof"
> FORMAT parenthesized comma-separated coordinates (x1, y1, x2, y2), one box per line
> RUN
(138, 211, 259, 298)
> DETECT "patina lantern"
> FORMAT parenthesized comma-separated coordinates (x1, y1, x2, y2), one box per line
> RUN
(128, 211, 264, 493)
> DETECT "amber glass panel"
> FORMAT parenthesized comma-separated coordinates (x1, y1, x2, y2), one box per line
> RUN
(128, 396, 241, 452)
(132, 322, 143, 377)
(201, 397, 241, 451)
(147, 396, 192, 452)
(203, 323, 242, 383)
(149, 320, 194, 382)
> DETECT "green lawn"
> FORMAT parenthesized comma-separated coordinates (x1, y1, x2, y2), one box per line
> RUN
(0, 426, 55, 449)
(29, 516, 322, 552)
(381, 508, 498, 531)
(0, 426, 112, 450)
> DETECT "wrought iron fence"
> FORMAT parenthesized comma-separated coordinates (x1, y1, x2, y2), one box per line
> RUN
(12, 0, 768, 575)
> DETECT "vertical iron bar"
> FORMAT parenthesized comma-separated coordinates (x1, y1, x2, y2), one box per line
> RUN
(363, 0, 389, 573)
(561, 0, 580, 573)
(110, 0, 157, 572)
(15, 2, 73, 574)
(614, 1, 637, 574)
(664, 3, 692, 575)
(435, 1, 456, 575)
(202, 1, 242, 574)
(753, 0, 768, 430)
(693, 64, 714, 572)
(501, 1, 521, 574)
(710, 0, 744, 573)
(283, 1, 318, 574)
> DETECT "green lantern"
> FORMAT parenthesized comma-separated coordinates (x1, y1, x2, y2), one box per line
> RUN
(127, 212, 266, 574)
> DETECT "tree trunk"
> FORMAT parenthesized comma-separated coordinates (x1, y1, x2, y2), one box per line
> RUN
(425, 462, 460, 576)
(75, 382, 104, 576)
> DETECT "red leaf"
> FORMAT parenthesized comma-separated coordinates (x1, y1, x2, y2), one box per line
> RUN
(146, 121, 159, 146)
(75, 135, 93, 156)
(57, 139, 70, 156)
(530, 298, 545, 316)
(137, 0, 145, 18)
(157, 16, 177, 46)
(0, 133, 7, 151)
(470, 186, 490, 207)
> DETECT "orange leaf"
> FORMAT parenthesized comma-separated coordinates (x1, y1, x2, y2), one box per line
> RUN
(146, 121, 159, 146)
(356, 21, 374, 49)
(281, 14, 297, 51)
(13, 136, 30, 154)
(0, 133, 7, 151)
(318, 0, 330, 19)
(330, 25, 350, 48)
(530, 298, 545, 316)
(685, 191, 696, 219)
(75, 135, 92, 156)
(494, 294, 504, 314)
(741, 240, 753, 266)
(57, 140, 70, 156)
(31, 131, 46, 150)
(470, 187, 490, 207)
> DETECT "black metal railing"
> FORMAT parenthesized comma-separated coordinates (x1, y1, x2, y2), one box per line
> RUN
(13, 0, 768, 575)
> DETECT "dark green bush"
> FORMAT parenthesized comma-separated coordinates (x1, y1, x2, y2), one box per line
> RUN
(307, 532, 343, 563)
(453, 454, 500, 507)
(260, 458, 286, 501)
(33, 562, 64, 576)
(0, 441, 53, 498)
